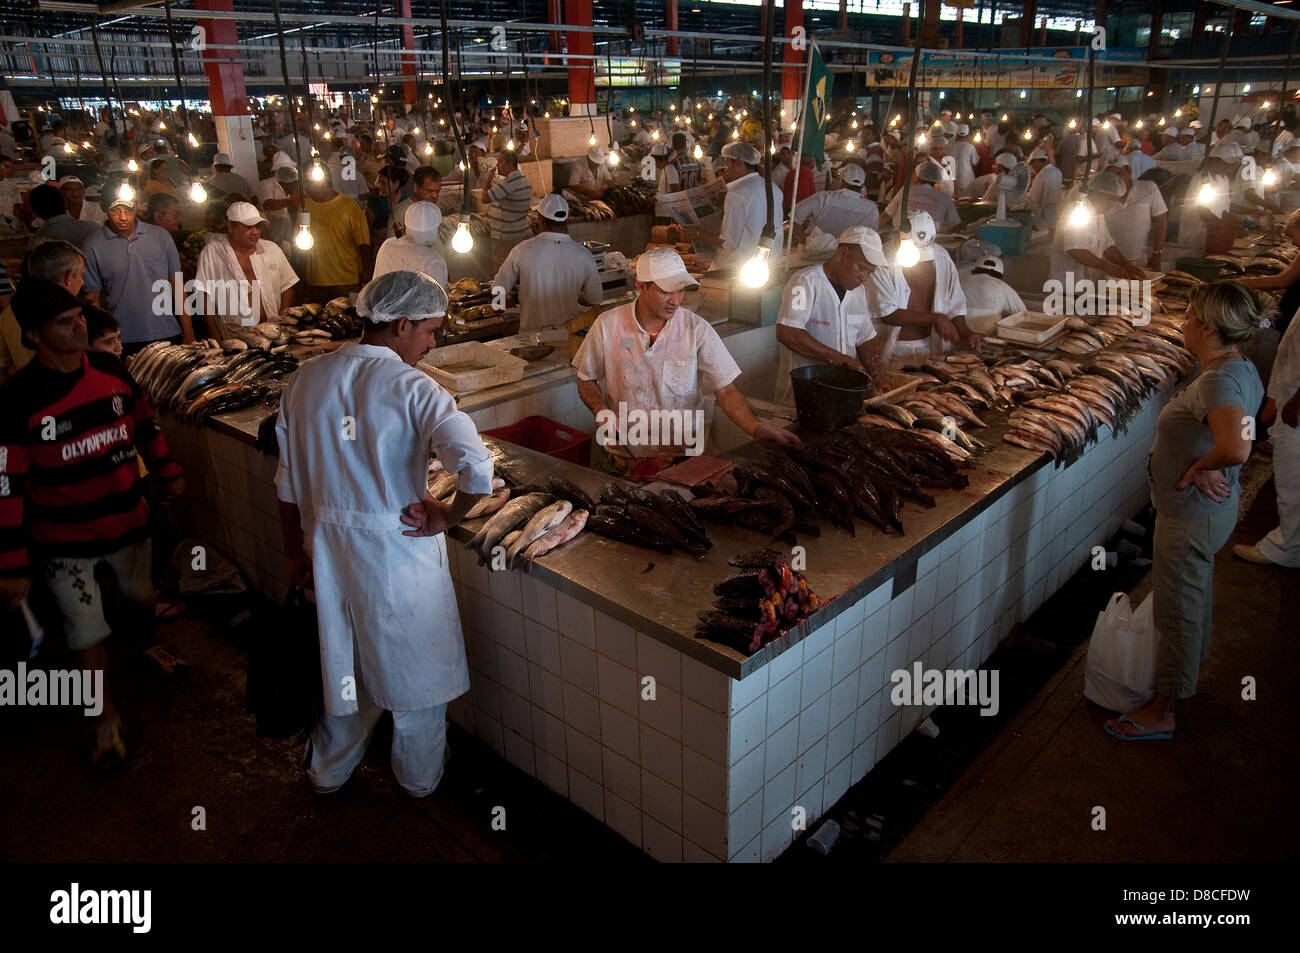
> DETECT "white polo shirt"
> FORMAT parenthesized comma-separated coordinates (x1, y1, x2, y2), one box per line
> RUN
(774, 264, 878, 406)
(1106, 179, 1168, 263)
(194, 234, 299, 330)
(791, 188, 880, 239)
(1052, 197, 1121, 285)
(493, 232, 603, 333)
(715, 171, 784, 271)
(373, 235, 449, 288)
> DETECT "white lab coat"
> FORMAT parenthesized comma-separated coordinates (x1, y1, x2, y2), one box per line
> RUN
(959, 271, 1025, 320)
(1106, 179, 1168, 264)
(1018, 163, 1062, 213)
(1052, 198, 1120, 285)
(790, 187, 880, 238)
(774, 264, 878, 406)
(275, 342, 495, 715)
(946, 140, 979, 193)
(493, 232, 603, 333)
(715, 171, 785, 271)
(875, 250, 967, 367)
(373, 236, 449, 288)
(1177, 172, 1231, 252)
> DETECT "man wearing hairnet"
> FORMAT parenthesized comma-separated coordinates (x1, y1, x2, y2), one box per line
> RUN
(275, 270, 494, 797)
(880, 158, 961, 234)
(680, 140, 784, 271)
(1051, 171, 1147, 285)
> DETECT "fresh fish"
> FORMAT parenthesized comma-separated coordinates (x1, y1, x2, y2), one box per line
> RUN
(866, 401, 918, 427)
(520, 508, 589, 567)
(625, 503, 710, 559)
(464, 488, 511, 519)
(466, 492, 556, 560)
(658, 488, 710, 544)
(506, 500, 573, 568)
(586, 512, 674, 554)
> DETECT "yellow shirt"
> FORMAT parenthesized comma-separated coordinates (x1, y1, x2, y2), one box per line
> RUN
(303, 194, 370, 287)
(144, 179, 177, 197)
(0, 305, 34, 375)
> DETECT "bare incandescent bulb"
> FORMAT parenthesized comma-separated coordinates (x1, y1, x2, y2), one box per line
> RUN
(189, 181, 208, 203)
(1068, 199, 1091, 227)
(294, 213, 314, 251)
(1197, 181, 1219, 205)
(116, 182, 136, 203)
(588, 132, 597, 146)
(127, 158, 140, 172)
(739, 244, 770, 288)
(309, 162, 325, 182)
(451, 219, 474, 254)
(896, 237, 920, 268)
(693, 143, 703, 160)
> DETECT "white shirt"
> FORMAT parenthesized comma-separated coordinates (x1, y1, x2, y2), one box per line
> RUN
(1155, 142, 1194, 161)
(569, 160, 612, 191)
(859, 263, 915, 368)
(572, 301, 740, 457)
(791, 187, 879, 239)
(193, 234, 299, 331)
(1177, 172, 1231, 253)
(1052, 197, 1120, 285)
(1106, 179, 1168, 263)
(959, 272, 1025, 320)
(72, 201, 107, 225)
(1269, 307, 1300, 406)
(715, 171, 785, 271)
(257, 176, 292, 241)
(884, 182, 961, 232)
(774, 264, 878, 406)
(373, 235, 449, 288)
(946, 140, 979, 192)
(1126, 150, 1156, 180)
(275, 342, 494, 715)
(492, 232, 603, 333)
(876, 251, 967, 367)
(1019, 163, 1062, 212)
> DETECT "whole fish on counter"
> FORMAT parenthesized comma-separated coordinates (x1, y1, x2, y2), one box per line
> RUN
(695, 551, 822, 656)
(520, 509, 589, 568)
(466, 492, 556, 563)
(505, 500, 573, 568)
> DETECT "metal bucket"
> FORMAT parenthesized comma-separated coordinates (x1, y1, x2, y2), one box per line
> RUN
(790, 364, 876, 432)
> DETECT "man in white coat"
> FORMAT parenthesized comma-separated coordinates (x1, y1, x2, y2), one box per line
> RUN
(373, 201, 448, 287)
(275, 271, 494, 797)
(682, 140, 784, 271)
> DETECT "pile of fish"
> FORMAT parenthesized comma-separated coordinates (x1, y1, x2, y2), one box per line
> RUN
(127, 341, 299, 421)
(692, 425, 970, 541)
(588, 483, 713, 559)
(1053, 314, 1148, 356)
(457, 474, 593, 570)
(1152, 271, 1202, 312)
(278, 297, 363, 343)
(560, 193, 618, 221)
(697, 549, 822, 656)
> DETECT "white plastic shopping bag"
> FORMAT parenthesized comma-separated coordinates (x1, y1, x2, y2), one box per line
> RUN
(1084, 592, 1158, 712)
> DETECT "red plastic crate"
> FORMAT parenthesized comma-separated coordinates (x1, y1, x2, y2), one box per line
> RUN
(484, 415, 592, 466)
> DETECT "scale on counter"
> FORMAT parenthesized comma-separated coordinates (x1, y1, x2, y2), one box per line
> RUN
(583, 240, 610, 270)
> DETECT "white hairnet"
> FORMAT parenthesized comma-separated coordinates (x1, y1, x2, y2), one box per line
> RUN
(356, 270, 449, 323)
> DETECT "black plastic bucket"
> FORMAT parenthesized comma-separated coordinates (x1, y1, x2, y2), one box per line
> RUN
(790, 364, 876, 432)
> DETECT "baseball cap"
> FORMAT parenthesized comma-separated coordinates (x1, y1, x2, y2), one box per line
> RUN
(957, 124, 970, 136)
(513, 123, 528, 132)
(1234, 117, 1252, 130)
(271, 151, 296, 170)
(275, 165, 300, 182)
(226, 201, 269, 227)
(721, 140, 761, 165)
(1106, 154, 1131, 170)
(56, 175, 84, 187)
(973, 255, 1004, 277)
(1028, 150, 1048, 162)
(213, 152, 233, 166)
(105, 191, 136, 210)
(995, 153, 1018, 171)
(107, 160, 128, 174)
(1161, 126, 1178, 137)
(1211, 141, 1245, 162)
(385, 144, 407, 161)
(916, 161, 944, 183)
(650, 143, 670, 158)
(1107, 112, 1121, 121)
(1089, 171, 1125, 197)
(1177, 127, 1195, 138)
(839, 225, 888, 267)
(636, 247, 699, 292)
(586, 144, 608, 164)
(404, 200, 443, 241)
(537, 193, 570, 222)
(471, 138, 489, 151)
(1189, 120, 1203, 130)
(836, 163, 866, 187)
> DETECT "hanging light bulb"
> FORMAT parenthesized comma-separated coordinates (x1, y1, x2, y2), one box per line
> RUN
(1134, 119, 1144, 129)
(1068, 198, 1092, 226)
(451, 219, 474, 254)
(1262, 168, 1279, 187)
(973, 131, 982, 143)
(770, 141, 777, 154)
(371, 94, 378, 104)
(732, 128, 740, 139)
(1101, 120, 1111, 130)
(507, 138, 516, 151)
(607, 149, 619, 167)
(1173, 109, 1182, 118)
(127, 158, 139, 172)
(1263, 100, 1274, 111)
(851, 119, 858, 130)
(588, 132, 597, 147)
(1159, 116, 1167, 126)
(324, 130, 333, 140)
(1023, 129, 1033, 140)
(313, 122, 321, 131)
(294, 212, 315, 250)
(424, 141, 434, 155)
(158, 121, 166, 130)
(411, 126, 420, 135)
(1197, 181, 1219, 205)
(651, 129, 660, 141)
(544, 111, 551, 119)
(309, 161, 326, 182)
(81, 140, 92, 149)
(740, 242, 771, 288)
(1000, 114, 1008, 122)
(189, 181, 208, 203)
(115, 181, 136, 204)
(693, 143, 703, 160)
(1067, 118, 1077, 130)
(916, 132, 927, 147)
(458, 160, 467, 171)
(845, 139, 856, 153)
(63, 142, 74, 154)
(896, 235, 920, 268)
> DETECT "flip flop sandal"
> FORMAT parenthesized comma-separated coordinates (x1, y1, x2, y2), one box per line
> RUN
(1104, 714, 1173, 741)
(142, 644, 190, 678)
(91, 718, 127, 771)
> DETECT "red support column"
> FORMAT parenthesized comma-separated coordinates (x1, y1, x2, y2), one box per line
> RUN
(782, 0, 805, 120)
(1020, 0, 1036, 48)
(565, 0, 596, 116)
(955, 8, 964, 49)
(839, 0, 847, 32)
(400, 0, 418, 108)
(923, 0, 941, 46)
(667, 0, 679, 57)
(195, 0, 257, 180)
(548, 0, 563, 64)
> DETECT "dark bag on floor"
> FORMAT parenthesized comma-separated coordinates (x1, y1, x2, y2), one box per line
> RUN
(245, 586, 323, 738)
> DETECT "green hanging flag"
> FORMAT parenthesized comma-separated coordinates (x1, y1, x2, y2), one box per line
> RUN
(800, 43, 830, 162)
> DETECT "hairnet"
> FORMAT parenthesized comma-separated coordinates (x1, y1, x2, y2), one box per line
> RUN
(356, 270, 449, 323)
(1089, 171, 1125, 197)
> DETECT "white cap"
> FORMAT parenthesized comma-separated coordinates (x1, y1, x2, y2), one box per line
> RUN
(1107, 112, 1121, 121)
(56, 175, 84, 187)
(721, 140, 761, 165)
(839, 225, 888, 267)
(586, 144, 608, 164)
(537, 193, 570, 222)
(1089, 171, 1125, 197)
(995, 153, 1018, 171)
(107, 160, 128, 174)
(1106, 153, 1131, 169)
(213, 152, 233, 167)
(650, 143, 670, 157)
(928, 134, 949, 147)
(1177, 127, 1195, 138)
(1189, 120, 1203, 130)
(942, 121, 958, 135)
(973, 255, 1004, 277)
(907, 211, 937, 261)
(916, 160, 944, 183)
(957, 123, 970, 136)
(226, 201, 268, 227)
(1091, 118, 1102, 127)
(471, 138, 489, 152)
(1234, 117, 1252, 129)
(403, 201, 442, 242)
(1161, 126, 1178, 137)
(514, 123, 528, 132)
(271, 151, 296, 170)
(1028, 149, 1048, 162)
(636, 247, 699, 292)
(1211, 141, 1245, 162)
(836, 163, 866, 187)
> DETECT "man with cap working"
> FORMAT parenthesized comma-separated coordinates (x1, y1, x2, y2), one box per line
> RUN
(259, 152, 301, 244)
(573, 247, 799, 477)
(481, 148, 534, 274)
(0, 277, 184, 769)
(82, 189, 192, 352)
(790, 163, 879, 246)
(869, 211, 977, 368)
(301, 164, 372, 304)
(206, 152, 253, 199)
(975, 152, 1025, 202)
(947, 124, 980, 196)
(1019, 149, 1062, 215)
(774, 226, 887, 406)
(492, 193, 602, 334)
(1052, 171, 1146, 286)
(568, 144, 613, 199)
(881, 159, 961, 234)
(26, 183, 99, 250)
(275, 270, 494, 797)
(1103, 154, 1169, 269)
(1121, 137, 1156, 180)
(1154, 126, 1183, 159)
(59, 175, 106, 225)
(512, 123, 534, 158)
(682, 140, 784, 271)
(957, 252, 1025, 321)
(193, 201, 299, 337)
(374, 202, 448, 287)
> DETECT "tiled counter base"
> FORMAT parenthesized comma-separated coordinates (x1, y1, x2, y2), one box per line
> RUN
(444, 398, 1161, 862)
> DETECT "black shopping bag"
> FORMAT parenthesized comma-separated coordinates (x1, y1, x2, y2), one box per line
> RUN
(245, 586, 324, 738)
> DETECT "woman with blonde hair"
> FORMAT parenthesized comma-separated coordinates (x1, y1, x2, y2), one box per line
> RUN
(1106, 281, 1265, 741)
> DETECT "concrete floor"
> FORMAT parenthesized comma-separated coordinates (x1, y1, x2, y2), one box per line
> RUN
(1, 455, 1293, 863)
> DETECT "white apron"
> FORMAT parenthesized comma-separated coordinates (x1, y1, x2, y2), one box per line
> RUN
(275, 342, 494, 715)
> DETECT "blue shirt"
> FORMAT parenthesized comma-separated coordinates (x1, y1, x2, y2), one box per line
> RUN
(82, 221, 183, 344)
(28, 213, 100, 251)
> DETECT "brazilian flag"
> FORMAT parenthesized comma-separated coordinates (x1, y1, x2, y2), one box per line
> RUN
(800, 44, 830, 162)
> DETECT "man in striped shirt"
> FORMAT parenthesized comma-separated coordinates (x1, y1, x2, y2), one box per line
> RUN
(0, 279, 184, 769)
(481, 150, 534, 274)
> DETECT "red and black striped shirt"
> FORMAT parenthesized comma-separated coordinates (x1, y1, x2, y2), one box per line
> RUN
(0, 351, 181, 574)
